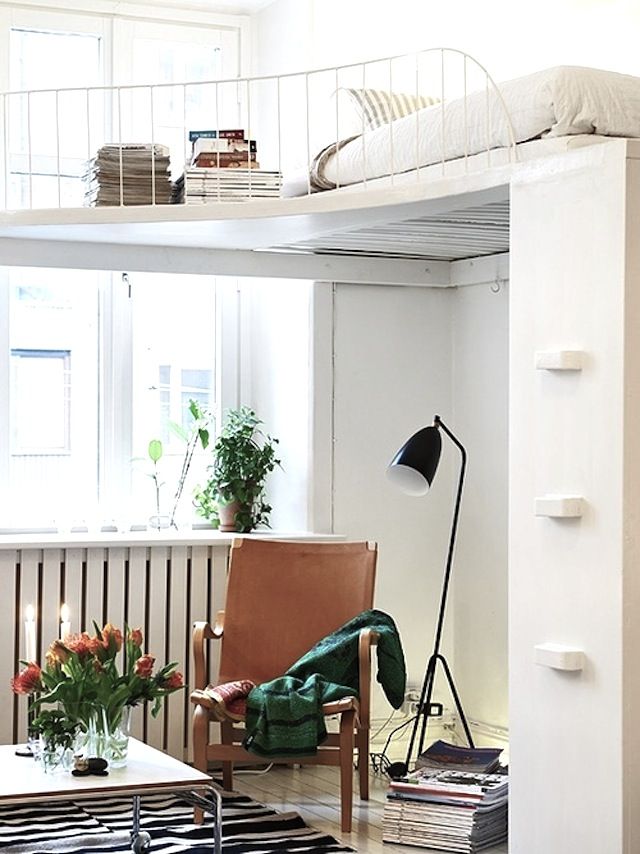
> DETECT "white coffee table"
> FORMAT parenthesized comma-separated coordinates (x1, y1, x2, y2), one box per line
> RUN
(0, 738, 221, 853)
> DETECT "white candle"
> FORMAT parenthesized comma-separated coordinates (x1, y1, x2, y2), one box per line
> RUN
(60, 603, 71, 640)
(24, 605, 36, 663)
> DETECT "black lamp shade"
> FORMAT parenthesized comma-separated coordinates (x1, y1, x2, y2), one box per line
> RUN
(386, 425, 442, 496)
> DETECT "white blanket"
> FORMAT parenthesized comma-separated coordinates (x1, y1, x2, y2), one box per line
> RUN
(311, 66, 640, 189)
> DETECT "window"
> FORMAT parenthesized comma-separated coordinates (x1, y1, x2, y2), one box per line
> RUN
(0, 268, 219, 529)
(3, 7, 242, 204)
(0, 5, 243, 528)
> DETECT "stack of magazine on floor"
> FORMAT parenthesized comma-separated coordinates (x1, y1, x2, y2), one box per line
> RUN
(382, 741, 508, 852)
(173, 128, 282, 203)
(83, 143, 172, 206)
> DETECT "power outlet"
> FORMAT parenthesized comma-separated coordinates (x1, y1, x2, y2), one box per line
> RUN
(402, 689, 420, 716)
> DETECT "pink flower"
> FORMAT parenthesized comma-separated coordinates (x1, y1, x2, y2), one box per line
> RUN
(162, 671, 184, 690)
(128, 628, 143, 648)
(135, 654, 155, 678)
(11, 662, 42, 695)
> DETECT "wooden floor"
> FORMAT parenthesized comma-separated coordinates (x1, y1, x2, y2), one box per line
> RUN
(231, 762, 508, 854)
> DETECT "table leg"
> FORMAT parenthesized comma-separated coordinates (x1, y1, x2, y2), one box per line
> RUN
(130, 795, 151, 853)
(210, 785, 222, 854)
(180, 785, 222, 854)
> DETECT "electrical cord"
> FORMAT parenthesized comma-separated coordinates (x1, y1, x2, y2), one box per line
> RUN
(235, 763, 274, 775)
(369, 713, 418, 776)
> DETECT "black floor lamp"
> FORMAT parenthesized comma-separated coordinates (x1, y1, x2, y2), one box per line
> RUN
(385, 414, 474, 780)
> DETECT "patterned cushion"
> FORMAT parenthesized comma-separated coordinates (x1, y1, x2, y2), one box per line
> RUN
(343, 87, 439, 130)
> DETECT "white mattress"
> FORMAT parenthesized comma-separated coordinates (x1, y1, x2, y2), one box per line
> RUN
(308, 66, 640, 190)
(282, 133, 610, 198)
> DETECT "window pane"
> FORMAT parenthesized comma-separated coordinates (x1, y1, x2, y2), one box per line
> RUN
(8, 269, 100, 524)
(131, 274, 216, 521)
(8, 28, 102, 209)
(11, 350, 70, 452)
(125, 37, 226, 179)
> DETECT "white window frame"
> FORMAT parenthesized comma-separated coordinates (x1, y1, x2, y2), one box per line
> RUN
(0, 3, 247, 529)
(0, 269, 237, 530)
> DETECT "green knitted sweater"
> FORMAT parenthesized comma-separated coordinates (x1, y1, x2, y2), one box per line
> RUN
(243, 609, 406, 757)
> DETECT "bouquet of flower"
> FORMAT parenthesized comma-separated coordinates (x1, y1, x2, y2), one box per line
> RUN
(11, 622, 184, 748)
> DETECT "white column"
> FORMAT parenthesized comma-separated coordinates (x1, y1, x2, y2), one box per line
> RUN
(510, 139, 640, 853)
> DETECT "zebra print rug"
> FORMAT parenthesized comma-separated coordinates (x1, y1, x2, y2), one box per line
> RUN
(0, 789, 355, 853)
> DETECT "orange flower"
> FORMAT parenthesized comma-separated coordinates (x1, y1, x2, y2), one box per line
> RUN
(45, 639, 70, 665)
(86, 634, 104, 655)
(162, 671, 184, 690)
(11, 662, 42, 695)
(128, 628, 143, 648)
(63, 632, 94, 663)
(101, 623, 123, 652)
(135, 653, 155, 678)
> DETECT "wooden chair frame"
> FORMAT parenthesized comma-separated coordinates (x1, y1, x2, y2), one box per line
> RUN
(190, 539, 378, 833)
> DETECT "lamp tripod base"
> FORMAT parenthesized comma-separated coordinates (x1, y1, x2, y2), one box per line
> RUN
(387, 652, 474, 780)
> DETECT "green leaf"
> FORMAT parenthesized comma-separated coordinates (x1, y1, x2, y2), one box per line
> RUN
(168, 421, 189, 442)
(148, 439, 163, 462)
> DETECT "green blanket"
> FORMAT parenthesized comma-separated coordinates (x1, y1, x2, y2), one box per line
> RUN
(243, 609, 406, 757)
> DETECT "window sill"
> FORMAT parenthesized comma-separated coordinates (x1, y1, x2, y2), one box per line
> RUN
(0, 529, 344, 550)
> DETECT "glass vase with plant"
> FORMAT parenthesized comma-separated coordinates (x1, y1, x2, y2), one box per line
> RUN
(145, 398, 212, 530)
(11, 622, 184, 768)
(193, 406, 280, 532)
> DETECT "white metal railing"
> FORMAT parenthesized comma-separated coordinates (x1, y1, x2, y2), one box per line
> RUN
(0, 48, 518, 211)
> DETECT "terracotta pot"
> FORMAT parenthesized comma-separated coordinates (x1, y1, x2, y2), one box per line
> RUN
(218, 499, 242, 532)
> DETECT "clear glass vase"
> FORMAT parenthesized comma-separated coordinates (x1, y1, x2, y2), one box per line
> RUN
(38, 736, 74, 774)
(76, 705, 132, 769)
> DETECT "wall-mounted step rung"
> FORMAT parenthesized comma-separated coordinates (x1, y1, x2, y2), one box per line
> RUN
(535, 495, 584, 518)
(535, 350, 584, 371)
(535, 642, 585, 671)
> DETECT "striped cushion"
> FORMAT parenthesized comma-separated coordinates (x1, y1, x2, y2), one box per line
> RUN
(344, 87, 438, 129)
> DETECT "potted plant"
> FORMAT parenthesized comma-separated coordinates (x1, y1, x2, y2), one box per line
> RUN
(194, 406, 280, 532)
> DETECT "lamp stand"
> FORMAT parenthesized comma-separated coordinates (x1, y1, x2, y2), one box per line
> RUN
(388, 416, 474, 779)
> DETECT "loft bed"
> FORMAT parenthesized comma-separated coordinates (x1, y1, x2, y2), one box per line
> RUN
(1, 54, 640, 284)
(2, 49, 640, 854)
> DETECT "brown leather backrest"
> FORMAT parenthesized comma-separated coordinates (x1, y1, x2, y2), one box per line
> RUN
(218, 539, 377, 685)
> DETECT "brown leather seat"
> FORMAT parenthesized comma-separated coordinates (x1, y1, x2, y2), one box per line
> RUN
(191, 538, 378, 833)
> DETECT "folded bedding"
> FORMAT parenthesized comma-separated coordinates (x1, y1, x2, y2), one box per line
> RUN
(310, 66, 640, 190)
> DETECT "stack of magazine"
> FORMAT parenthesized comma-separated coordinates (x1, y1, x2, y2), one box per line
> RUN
(382, 741, 508, 852)
(174, 129, 282, 203)
(83, 144, 172, 207)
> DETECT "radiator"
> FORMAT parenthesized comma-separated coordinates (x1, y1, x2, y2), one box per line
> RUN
(0, 543, 229, 761)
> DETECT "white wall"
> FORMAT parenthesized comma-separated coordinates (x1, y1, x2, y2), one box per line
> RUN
(330, 284, 453, 710)
(452, 283, 509, 734)
(238, 277, 314, 532)
(254, 0, 640, 80)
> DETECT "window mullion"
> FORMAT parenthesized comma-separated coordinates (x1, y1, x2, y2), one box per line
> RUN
(100, 272, 132, 521)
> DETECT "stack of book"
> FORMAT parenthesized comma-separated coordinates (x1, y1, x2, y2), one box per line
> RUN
(382, 769, 508, 852)
(190, 129, 259, 169)
(174, 129, 282, 203)
(83, 143, 172, 207)
(382, 741, 508, 852)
